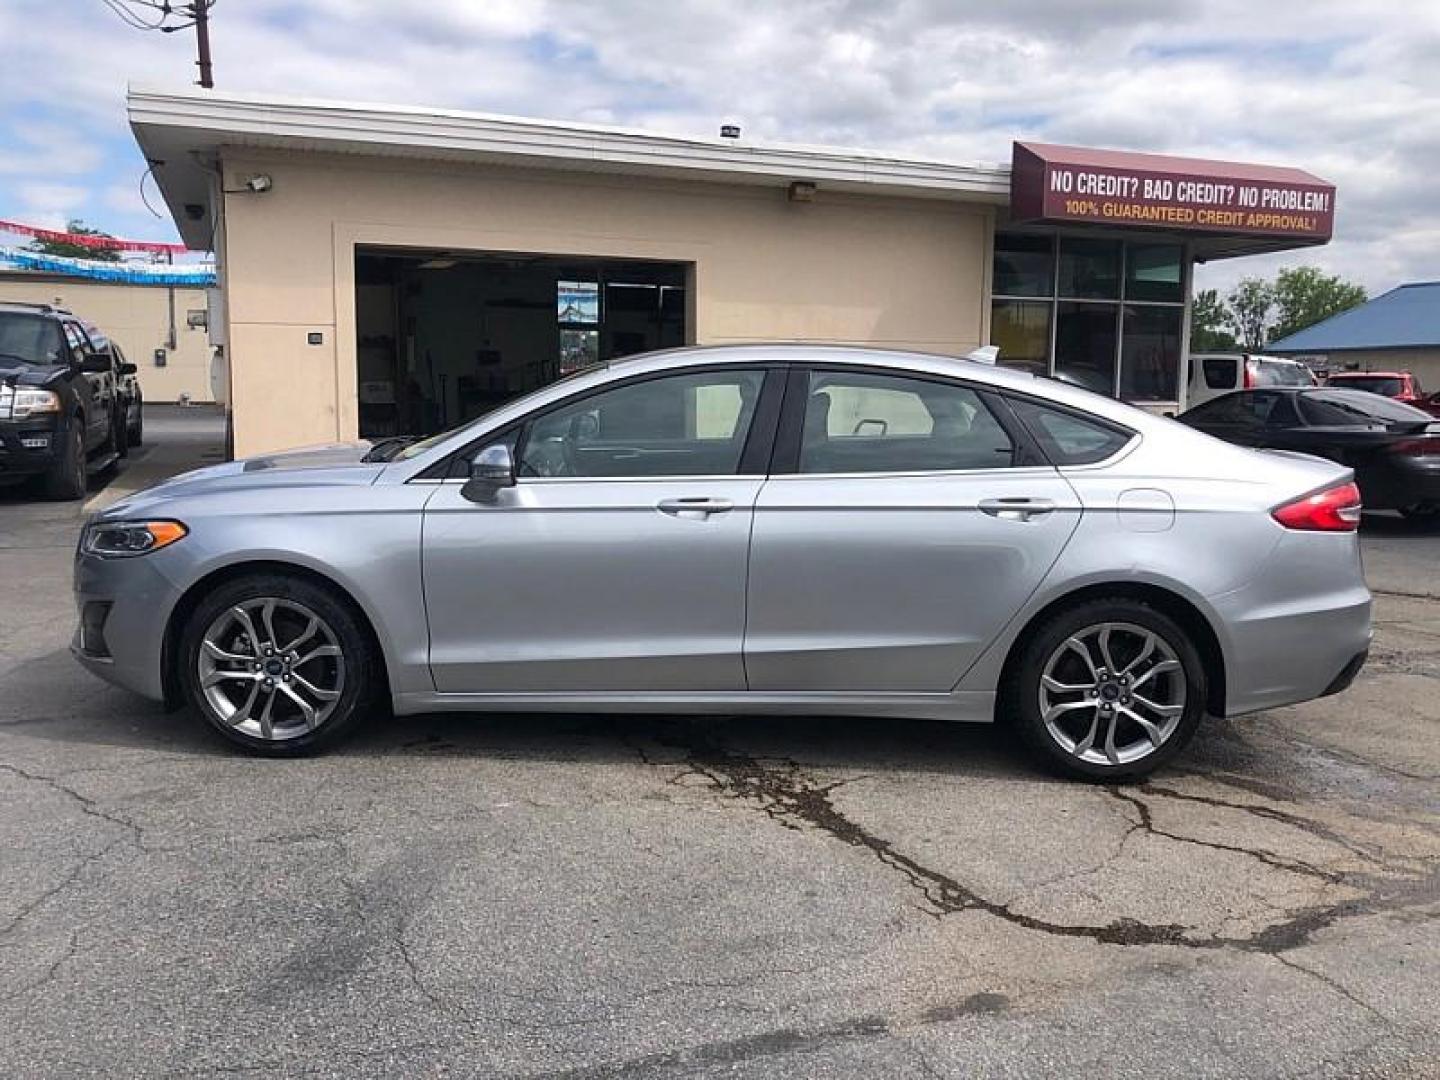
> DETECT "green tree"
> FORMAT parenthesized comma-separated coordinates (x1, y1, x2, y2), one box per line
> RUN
(1226, 277, 1274, 352)
(25, 218, 121, 263)
(1270, 266, 1366, 342)
(1189, 288, 1238, 351)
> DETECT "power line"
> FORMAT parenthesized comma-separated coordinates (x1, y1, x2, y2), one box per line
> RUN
(100, 0, 215, 87)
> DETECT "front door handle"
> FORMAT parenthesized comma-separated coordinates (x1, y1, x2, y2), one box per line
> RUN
(978, 497, 1056, 522)
(657, 497, 734, 518)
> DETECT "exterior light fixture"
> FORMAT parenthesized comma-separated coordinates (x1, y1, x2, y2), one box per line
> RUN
(787, 181, 818, 203)
(243, 174, 273, 193)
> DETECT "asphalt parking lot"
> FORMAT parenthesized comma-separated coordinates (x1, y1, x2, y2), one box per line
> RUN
(1, 409, 1436, 1079)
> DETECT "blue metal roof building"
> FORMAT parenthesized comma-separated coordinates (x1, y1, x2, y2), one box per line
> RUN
(1269, 281, 1440, 352)
(1268, 282, 1440, 388)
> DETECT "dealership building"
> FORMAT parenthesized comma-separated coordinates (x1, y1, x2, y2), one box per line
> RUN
(129, 87, 1336, 456)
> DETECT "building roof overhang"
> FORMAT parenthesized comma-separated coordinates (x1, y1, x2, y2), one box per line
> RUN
(128, 86, 1012, 248)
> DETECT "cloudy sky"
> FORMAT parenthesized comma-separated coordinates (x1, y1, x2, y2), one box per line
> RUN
(1, 0, 1436, 294)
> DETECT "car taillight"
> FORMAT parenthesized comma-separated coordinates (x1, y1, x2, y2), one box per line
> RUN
(1389, 439, 1439, 456)
(1242, 361, 1254, 389)
(1272, 481, 1362, 532)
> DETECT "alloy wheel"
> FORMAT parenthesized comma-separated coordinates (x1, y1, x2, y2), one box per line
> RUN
(1038, 621, 1187, 767)
(197, 598, 346, 741)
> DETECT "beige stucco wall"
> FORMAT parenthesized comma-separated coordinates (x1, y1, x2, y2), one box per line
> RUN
(0, 274, 213, 402)
(218, 150, 995, 455)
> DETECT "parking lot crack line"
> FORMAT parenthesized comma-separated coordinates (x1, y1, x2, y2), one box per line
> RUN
(1105, 787, 1347, 883)
(0, 760, 148, 850)
(1270, 953, 1398, 1029)
(649, 729, 1440, 956)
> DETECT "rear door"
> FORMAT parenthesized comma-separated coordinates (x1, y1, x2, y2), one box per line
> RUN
(744, 368, 1082, 692)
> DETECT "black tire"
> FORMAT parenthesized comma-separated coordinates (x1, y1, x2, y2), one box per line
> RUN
(1005, 598, 1208, 782)
(177, 572, 382, 756)
(112, 407, 129, 459)
(42, 420, 86, 501)
(127, 397, 143, 446)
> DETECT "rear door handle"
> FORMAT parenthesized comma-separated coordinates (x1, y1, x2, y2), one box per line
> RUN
(978, 497, 1056, 522)
(657, 497, 734, 518)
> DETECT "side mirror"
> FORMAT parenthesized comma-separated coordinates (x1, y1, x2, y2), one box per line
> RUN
(80, 353, 112, 374)
(1162, 410, 1176, 419)
(117, 362, 138, 376)
(461, 443, 515, 504)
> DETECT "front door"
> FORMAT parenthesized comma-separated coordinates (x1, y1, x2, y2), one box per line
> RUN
(745, 368, 1082, 692)
(422, 366, 777, 693)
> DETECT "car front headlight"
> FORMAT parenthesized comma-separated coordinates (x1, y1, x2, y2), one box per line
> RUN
(82, 520, 189, 557)
(11, 389, 62, 419)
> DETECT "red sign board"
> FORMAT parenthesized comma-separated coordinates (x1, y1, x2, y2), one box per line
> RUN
(1010, 142, 1335, 241)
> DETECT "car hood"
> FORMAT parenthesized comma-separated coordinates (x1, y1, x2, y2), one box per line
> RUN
(0, 361, 67, 388)
(98, 441, 385, 519)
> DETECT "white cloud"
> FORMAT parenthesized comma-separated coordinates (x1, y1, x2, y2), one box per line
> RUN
(0, 0, 1436, 292)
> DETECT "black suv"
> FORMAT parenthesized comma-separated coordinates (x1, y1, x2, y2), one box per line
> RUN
(0, 302, 135, 500)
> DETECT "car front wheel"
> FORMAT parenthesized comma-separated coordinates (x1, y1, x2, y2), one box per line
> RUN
(1009, 599, 1207, 782)
(178, 573, 380, 755)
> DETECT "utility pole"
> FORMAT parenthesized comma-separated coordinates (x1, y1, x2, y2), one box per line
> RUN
(191, 1, 213, 88)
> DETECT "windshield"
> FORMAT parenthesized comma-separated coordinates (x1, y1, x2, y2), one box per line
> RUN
(1327, 375, 1405, 398)
(1248, 359, 1314, 387)
(0, 312, 66, 366)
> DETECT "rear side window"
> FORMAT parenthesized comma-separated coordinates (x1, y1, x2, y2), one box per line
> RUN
(797, 371, 1014, 473)
(1007, 397, 1132, 465)
(1202, 357, 1237, 389)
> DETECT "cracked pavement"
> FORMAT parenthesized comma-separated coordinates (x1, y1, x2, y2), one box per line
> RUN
(1, 410, 1437, 1078)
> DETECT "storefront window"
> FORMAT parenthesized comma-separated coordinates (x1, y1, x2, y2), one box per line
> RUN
(1054, 302, 1118, 396)
(991, 232, 1187, 404)
(993, 234, 1054, 297)
(989, 299, 1051, 375)
(1120, 305, 1182, 401)
(1058, 238, 1121, 300)
(1125, 244, 1183, 303)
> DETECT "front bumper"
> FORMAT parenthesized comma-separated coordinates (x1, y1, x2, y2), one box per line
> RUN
(72, 547, 181, 702)
(0, 416, 61, 480)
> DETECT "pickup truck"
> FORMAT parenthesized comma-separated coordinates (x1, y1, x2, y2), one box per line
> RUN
(0, 302, 134, 500)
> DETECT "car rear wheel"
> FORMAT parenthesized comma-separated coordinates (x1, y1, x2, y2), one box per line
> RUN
(1008, 599, 1207, 782)
(179, 574, 380, 755)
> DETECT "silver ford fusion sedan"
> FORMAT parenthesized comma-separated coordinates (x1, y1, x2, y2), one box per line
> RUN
(73, 345, 1371, 780)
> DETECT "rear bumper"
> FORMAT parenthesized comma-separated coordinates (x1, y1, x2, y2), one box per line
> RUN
(1215, 530, 1373, 716)
(1358, 457, 1440, 510)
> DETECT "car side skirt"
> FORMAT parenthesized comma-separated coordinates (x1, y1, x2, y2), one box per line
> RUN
(392, 689, 997, 723)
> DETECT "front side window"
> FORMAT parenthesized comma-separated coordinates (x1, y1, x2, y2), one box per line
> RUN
(799, 371, 1013, 474)
(517, 369, 764, 478)
(1185, 392, 1264, 426)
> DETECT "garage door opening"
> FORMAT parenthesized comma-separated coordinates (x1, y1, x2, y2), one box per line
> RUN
(355, 249, 689, 440)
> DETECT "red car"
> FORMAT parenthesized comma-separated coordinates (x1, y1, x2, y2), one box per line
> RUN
(1325, 371, 1440, 417)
